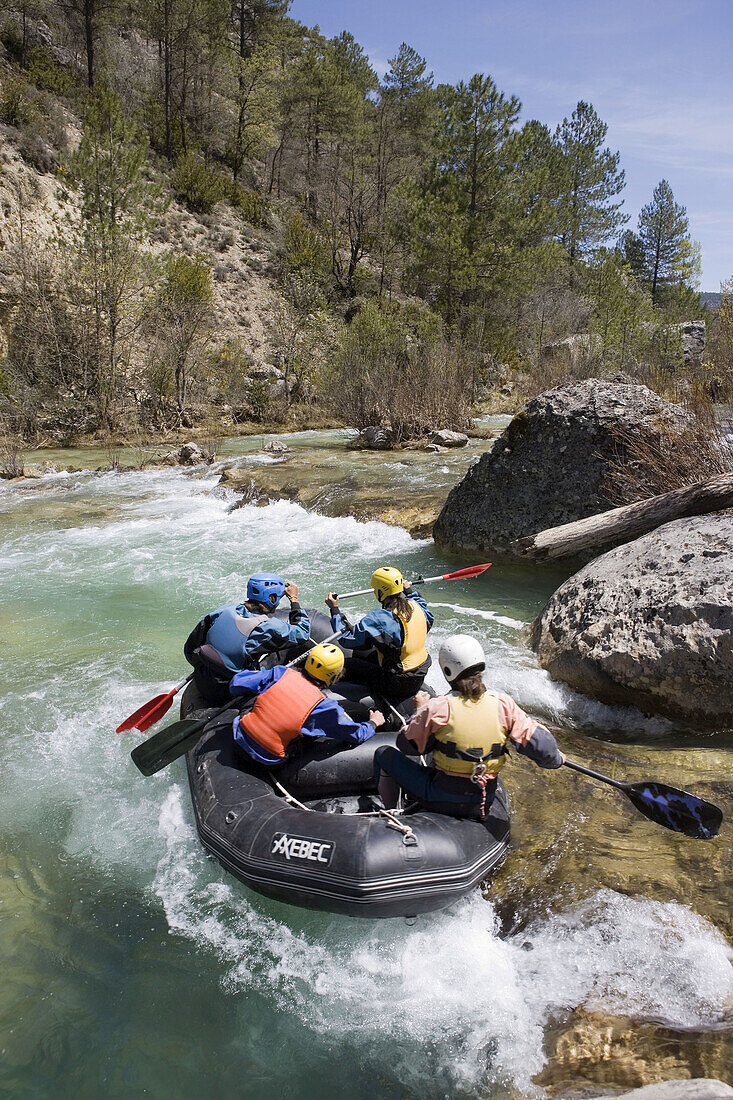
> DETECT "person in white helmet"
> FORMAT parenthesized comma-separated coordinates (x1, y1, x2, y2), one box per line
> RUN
(373, 634, 565, 821)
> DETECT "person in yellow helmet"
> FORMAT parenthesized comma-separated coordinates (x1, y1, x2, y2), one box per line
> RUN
(373, 634, 565, 820)
(325, 565, 434, 704)
(229, 642, 385, 766)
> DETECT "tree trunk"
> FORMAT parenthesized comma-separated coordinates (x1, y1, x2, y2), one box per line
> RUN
(84, 0, 95, 88)
(511, 472, 733, 562)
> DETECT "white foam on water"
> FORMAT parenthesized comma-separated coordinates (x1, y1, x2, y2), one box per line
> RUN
(431, 601, 526, 630)
(153, 785, 733, 1097)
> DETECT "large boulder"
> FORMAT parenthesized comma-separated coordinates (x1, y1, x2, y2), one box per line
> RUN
(530, 514, 733, 728)
(433, 378, 688, 556)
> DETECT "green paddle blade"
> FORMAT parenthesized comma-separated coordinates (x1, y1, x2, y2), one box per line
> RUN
(130, 716, 208, 776)
(625, 781, 723, 839)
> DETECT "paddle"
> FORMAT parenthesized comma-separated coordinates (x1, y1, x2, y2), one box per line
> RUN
(130, 631, 346, 777)
(116, 675, 193, 734)
(334, 562, 492, 600)
(563, 758, 722, 840)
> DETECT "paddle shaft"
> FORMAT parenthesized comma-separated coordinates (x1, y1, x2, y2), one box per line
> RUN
(131, 630, 346, 776)
(563, 757, 626, 790)
(336, 564, 491, 601)
(182, 631, 345, 726)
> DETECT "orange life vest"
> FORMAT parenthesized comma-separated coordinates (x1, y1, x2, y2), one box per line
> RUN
(239, 668, 324, 758)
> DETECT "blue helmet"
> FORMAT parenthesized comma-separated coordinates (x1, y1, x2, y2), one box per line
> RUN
(247, 572, 286, 608)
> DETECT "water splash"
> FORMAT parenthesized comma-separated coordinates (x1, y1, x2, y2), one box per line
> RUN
(154, 787, 733, 1097)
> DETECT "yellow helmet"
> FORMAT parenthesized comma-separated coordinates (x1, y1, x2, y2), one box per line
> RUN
(371, 565, 405, 603)
(304, 642, 344, 686)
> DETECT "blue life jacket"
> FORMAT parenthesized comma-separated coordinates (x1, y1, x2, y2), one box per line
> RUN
(205, 604, 267, 672)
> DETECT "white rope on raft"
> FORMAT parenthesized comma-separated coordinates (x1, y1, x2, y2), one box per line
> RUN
(271, 777, 417, 844)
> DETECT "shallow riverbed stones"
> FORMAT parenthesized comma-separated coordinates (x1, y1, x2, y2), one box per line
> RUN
(530, 514, 733, 728)
(433, 378, 688, 556)
(593, 1080, 733, 1099)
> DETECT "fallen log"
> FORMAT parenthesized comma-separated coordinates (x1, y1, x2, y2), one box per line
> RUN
(512, 471, 733, 562)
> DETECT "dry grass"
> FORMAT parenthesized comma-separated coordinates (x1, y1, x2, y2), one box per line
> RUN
(605, 385, 733, 505)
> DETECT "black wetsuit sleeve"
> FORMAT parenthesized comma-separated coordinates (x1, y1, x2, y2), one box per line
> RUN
(183, 614, 213, 666)
(288, 601, 304, 625)
(515, 725, 563, 769)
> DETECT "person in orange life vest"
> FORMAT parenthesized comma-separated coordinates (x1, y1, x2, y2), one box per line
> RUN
(373, 634, 566, 821)
(229, 642, 386, 767)
(325, 565, 434, 705)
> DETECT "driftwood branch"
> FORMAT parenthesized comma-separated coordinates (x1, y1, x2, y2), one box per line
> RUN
(512, 471, 733, 562)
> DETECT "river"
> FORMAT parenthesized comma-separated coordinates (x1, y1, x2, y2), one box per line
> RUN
(1, 429, 731, 1098)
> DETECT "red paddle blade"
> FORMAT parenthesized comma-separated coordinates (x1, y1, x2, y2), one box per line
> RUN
(442, 563, 492, 580)
(116, 690, 177, 734)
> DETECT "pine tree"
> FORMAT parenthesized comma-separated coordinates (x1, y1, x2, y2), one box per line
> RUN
(636, 179, 692, 304)
(554, 101, 627, 274)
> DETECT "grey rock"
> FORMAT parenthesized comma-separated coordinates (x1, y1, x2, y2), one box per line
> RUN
(592, 1079, 733, 1099)
(268, 378, 288, 400)
(358, 426, 395, 450)
(19, 462, 58, 479)
(429, 429, 468, 448)
(434, 378, 689, 556)
(530, 514, 733, 727)
(162, 442, 214, 466)
(541, 333, 602, 369)
(679, 320, 706, 369)
(264, 440, 291, 455)
(249, 362, 283, 381)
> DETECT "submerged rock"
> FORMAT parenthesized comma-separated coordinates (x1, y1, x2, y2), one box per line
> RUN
(594, 1081, 733, 1099)
(434, 378, 689, 557)
(530, 514, 733, 728)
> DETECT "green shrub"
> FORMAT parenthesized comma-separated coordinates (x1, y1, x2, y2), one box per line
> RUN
(26, 47, 76, 96)
(0, 21, 24, 63)
(282, 214, 330, 277)
(224, 180, 268, 226)
(0, 71, 34, 127)
(171, 153, 225, 214)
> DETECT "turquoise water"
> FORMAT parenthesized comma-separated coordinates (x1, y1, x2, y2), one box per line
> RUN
(1, 444, 731, 1098)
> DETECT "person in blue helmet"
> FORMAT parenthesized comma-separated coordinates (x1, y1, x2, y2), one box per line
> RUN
(184, 572, 311, 703)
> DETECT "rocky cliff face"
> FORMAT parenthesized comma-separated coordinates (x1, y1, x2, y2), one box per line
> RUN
(433, 378, 689, 557)
(529, 514, 733, 728)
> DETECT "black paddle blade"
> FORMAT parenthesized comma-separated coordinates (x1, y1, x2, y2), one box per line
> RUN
(130, 717, 206, 776)
(625, 781, 723, 839)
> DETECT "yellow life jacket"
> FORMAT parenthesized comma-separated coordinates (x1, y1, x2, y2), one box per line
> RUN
(432, 691, 508, 777)
(377, 600, 429, 673)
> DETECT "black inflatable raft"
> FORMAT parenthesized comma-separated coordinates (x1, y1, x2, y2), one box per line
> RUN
(184, 694, 509, 917)
(182, 604, 510, 917)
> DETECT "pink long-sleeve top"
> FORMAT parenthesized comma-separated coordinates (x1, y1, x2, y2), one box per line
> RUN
(402, 692, 562, 775)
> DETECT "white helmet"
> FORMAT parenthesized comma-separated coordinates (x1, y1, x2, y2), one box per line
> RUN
(439, 634, 486, 682)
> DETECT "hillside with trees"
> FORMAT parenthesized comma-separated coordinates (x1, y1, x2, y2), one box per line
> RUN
(0, 1, 726, 447)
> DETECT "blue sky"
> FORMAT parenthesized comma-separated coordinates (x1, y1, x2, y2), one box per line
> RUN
(290, 0, 732, 291)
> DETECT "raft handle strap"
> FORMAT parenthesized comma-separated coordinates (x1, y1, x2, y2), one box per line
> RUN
(270, 776, 418, 843)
